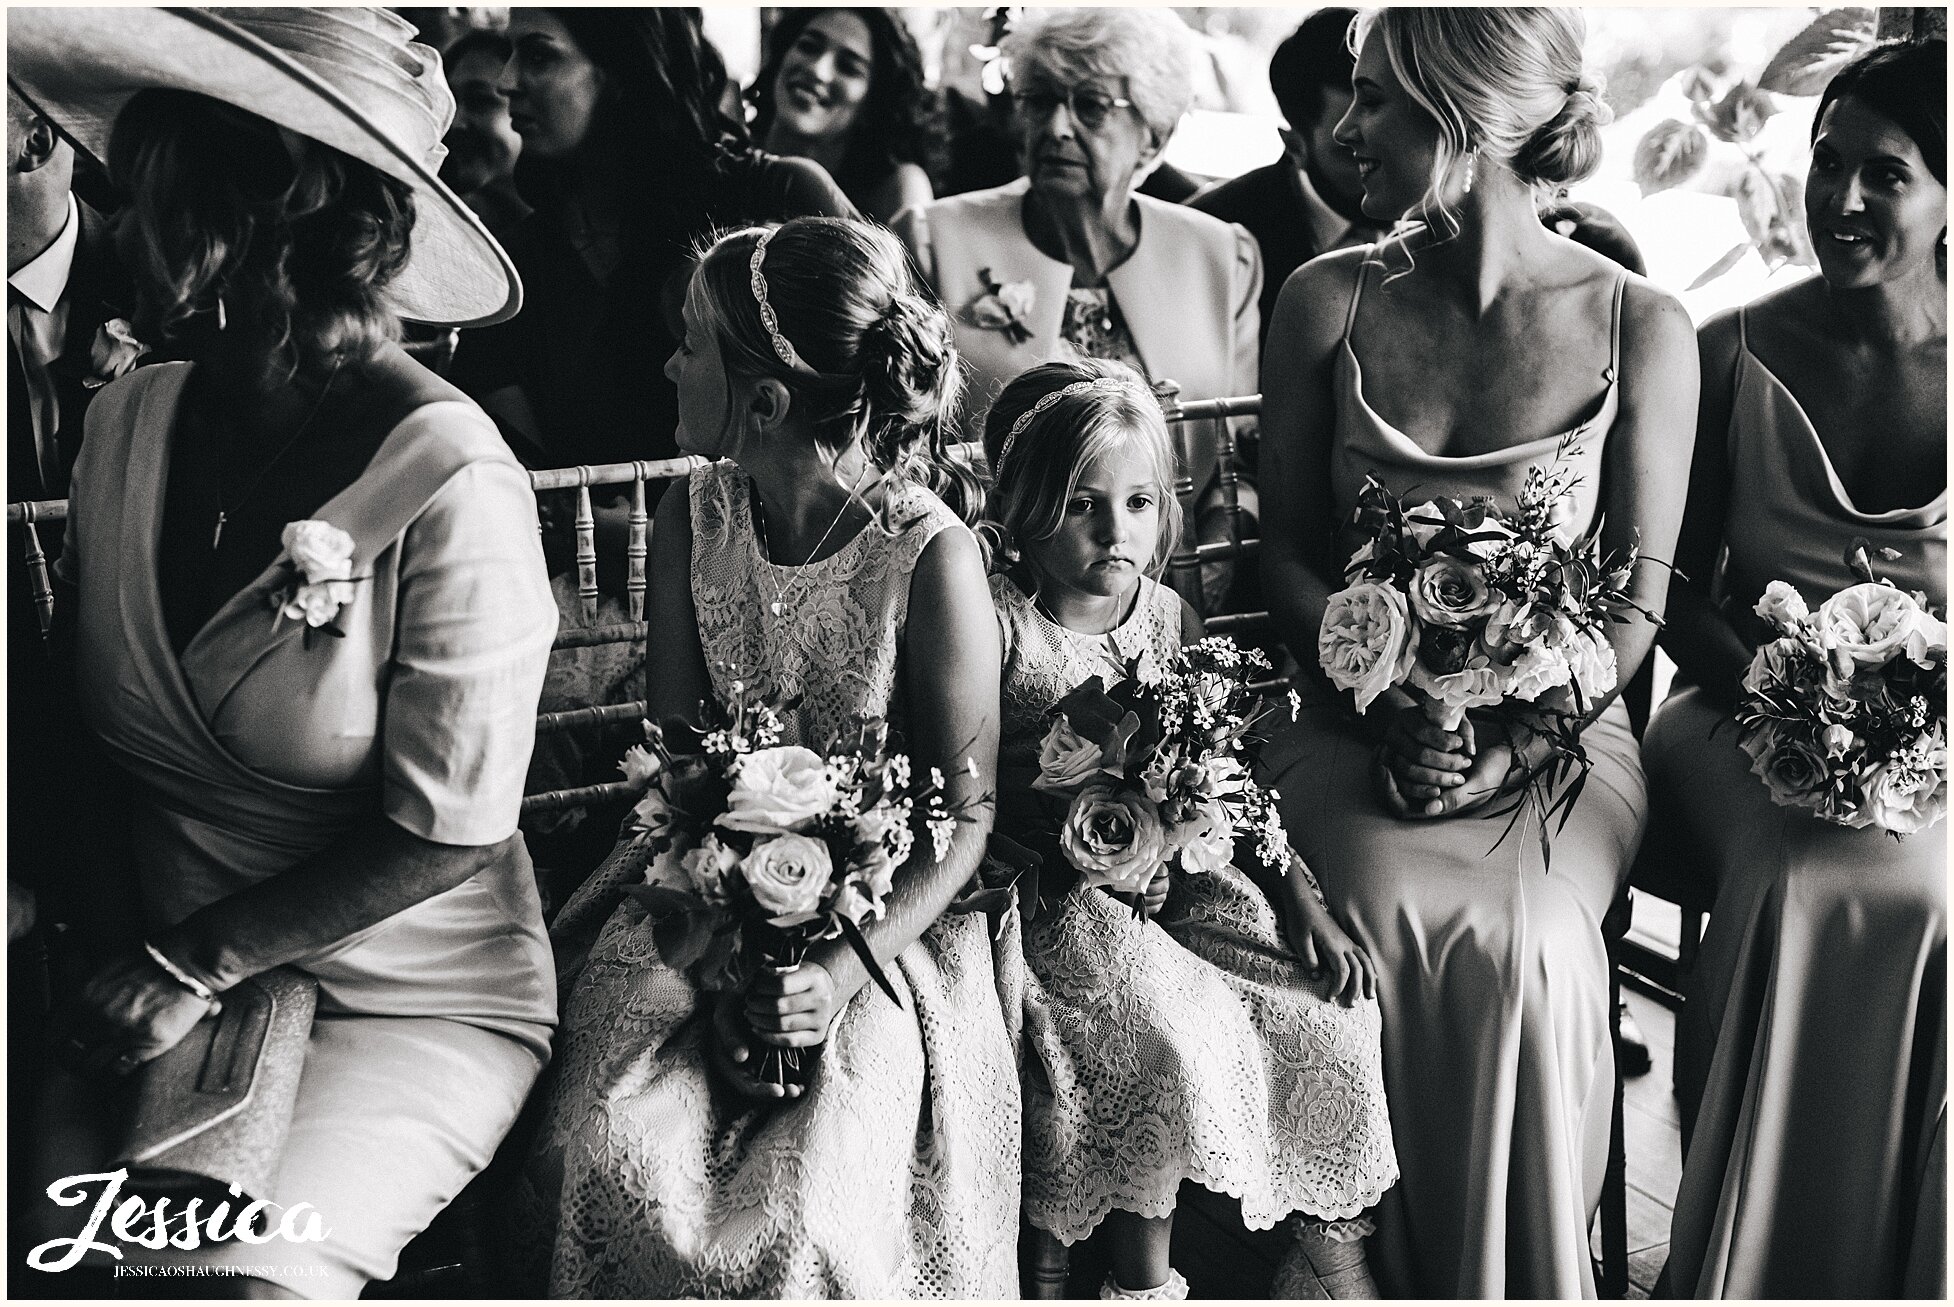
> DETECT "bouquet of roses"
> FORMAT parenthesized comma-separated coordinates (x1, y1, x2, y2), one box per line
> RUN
(1023, 637, 1295, 916)
(617, 673, 983, 1086)
(1734, 542, 1947, 835)
(1317, 446, 1651, 856)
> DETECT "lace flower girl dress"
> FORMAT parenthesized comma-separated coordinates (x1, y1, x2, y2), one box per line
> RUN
(993, 571, 1398, 1254)
(530, 463, 1023, 1297)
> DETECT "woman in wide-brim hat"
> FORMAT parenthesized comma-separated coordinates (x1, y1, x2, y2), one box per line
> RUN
(12, 9, 559, 1297)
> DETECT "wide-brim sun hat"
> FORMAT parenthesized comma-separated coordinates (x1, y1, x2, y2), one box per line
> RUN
(7, 7, 520, 328)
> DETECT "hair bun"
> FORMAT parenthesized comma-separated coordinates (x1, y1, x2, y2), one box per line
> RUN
(857, 290, 963, 455)
(1514, 71, 1610, 187)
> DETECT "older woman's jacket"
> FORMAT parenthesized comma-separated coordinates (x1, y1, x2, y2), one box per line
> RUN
(894, 178, 1261, 498)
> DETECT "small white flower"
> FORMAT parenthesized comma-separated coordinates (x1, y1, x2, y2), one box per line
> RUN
(279, 579, 357, 628)
(83, 318, 148, 390)
(619, 744, 660, 788)
(281, 520, 356, 584)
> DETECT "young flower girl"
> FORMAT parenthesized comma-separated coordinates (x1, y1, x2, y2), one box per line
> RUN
(981, 359, 1398, 1299)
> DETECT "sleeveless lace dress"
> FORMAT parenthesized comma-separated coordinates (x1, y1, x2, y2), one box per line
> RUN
(995, 572, 1396, 1244)
(530, 463, 1023, 1297)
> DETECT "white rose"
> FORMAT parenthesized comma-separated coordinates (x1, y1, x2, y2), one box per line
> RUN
(1403, 504, 1446, 550)
(680, 835, 743, 907)
(1405, 662, 1505, 731)
(1318, 581, 1417, 714)
(1753, 580, 1810, 631)
(1566, 629, 1620, 702)
(279, 579, 357, 628)
(1742, 636, 1814, 698)
(1860, 740, 1947, 835)
(280, 520, 355, 583)
(996, 279, 1036, 320)
(718, 745, 837, 833)
(1059, 782, 1167, 895)
(1408, 555, 1498, 628)
(84, 317, 148, 389)
(1169, 800, 1235, 875)
(739, 832, 834, 916)
(1814, 583, 1936, 673)
(1507, 642, 1573, 703)
(1033, 716, 1106, 793)
(619, 743, 660, 788)
(1819, 724, 1857, 760)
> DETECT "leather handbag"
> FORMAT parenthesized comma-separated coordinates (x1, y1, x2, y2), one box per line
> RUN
(114, 966, 317, 1211)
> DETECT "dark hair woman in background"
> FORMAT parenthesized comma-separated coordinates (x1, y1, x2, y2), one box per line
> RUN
(748, 8, 940, 225)
(451, 8, 855, 474)
(1651, 40, 1946, 1298)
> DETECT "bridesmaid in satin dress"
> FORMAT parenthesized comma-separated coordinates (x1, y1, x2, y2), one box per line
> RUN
(1255, 9, 1698, 1296)
(1653, 41, 1946, 1298)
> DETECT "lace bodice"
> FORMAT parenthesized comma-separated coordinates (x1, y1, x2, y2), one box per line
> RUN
(994, 571, 1182, 774)
(690, 461, 964, 749)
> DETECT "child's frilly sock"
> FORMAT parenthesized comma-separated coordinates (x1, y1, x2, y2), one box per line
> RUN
(1271, 1217, 1380, 1299)
(1098, 1268, 1189, 1300)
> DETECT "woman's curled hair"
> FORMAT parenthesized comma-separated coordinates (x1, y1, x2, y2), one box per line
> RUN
(688, 217, 977, 523)
(747, 9, 944, 196)
(111, 88, 411, 376)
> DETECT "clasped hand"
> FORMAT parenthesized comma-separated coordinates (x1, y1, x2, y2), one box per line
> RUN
(708, 961, 841, 1102)
(53, 947, 219, 1077)
(1372, 699, 1517, 819)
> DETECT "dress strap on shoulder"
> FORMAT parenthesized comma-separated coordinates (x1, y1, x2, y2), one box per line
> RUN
(1736, 303, 1749, 351)
(1342, 254, 1369, 345)
(1607, 272, 1628, 382)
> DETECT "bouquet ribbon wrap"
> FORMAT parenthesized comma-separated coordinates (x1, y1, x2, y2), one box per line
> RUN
(114, 967, 317, 1215)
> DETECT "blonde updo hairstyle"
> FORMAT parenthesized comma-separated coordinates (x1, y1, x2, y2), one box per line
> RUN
(688, 217, 979, 522)
(977, 357, 1182, 576)
(1354, 7, 1611, 235)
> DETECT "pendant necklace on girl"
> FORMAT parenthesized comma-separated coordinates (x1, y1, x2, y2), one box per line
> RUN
(210, 357, 345, 550)
(754, 465, 867, 619)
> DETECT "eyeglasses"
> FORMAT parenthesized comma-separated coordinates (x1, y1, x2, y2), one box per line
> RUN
(1009, 86, 1134, 131)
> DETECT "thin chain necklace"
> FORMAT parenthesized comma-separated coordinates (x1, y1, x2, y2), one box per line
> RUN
(753, 469, 865, 619)
(210, 358, 345, 550)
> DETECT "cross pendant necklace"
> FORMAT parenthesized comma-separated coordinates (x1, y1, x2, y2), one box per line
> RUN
(211, 358, 344, 550)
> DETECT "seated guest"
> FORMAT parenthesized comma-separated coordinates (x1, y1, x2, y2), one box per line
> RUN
(1651, 40, 1946, 1298)
(1190, 8, 1380, 355)
(440, 29, 528, 249)
(450, 8, 855, 473)
(748, 8, 938, 226)
(893, 6, 1259, 516)
(12, 9, 557, 1294)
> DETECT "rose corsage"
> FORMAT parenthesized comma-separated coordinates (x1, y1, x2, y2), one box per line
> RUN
(965, 267, 1035, 345)
(268, 520, 364, 643)
(83, 318, 149, 390)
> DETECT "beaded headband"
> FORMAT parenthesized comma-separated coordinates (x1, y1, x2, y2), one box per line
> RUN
(995, 377, 1132, 472)
(749, 230, 812, 372)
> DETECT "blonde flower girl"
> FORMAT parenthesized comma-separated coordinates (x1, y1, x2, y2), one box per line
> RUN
(981, 359, 1398, 1298)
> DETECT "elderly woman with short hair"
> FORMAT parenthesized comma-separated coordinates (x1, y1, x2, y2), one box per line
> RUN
(894, 8, 1260, 518)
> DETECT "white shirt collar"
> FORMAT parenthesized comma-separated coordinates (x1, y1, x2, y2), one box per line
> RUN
(9, 192, 80, 315)
(1293, 165, 1359, 254)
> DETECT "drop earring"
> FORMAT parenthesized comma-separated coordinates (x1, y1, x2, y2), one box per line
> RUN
(215, 296, 228, 333)
(1461, 149, 1478, 196)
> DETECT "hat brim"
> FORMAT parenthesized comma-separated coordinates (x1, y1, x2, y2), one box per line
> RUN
(7, 7, 520, 328)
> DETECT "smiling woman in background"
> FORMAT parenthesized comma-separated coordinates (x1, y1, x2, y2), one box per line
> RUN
(748, 8, 938, 225)
(1651, 40, 1946, 1299)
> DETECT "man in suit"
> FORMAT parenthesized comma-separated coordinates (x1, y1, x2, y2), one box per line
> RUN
(9, 86, 131, 507)
(1190, 9, 1381, 355)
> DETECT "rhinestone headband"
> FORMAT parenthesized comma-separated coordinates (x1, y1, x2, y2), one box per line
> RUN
(995, 377, 1131, 472)
(749, 230, 811, 372)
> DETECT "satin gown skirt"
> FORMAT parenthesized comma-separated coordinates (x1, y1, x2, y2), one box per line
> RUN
(1650, 688, 1946, 1299)
(1261, 694, 1645, 1298)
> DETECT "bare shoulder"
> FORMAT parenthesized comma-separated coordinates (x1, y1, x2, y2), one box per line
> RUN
(1271, 245, 1368, 338)
(1616, 271, 1695, 360)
